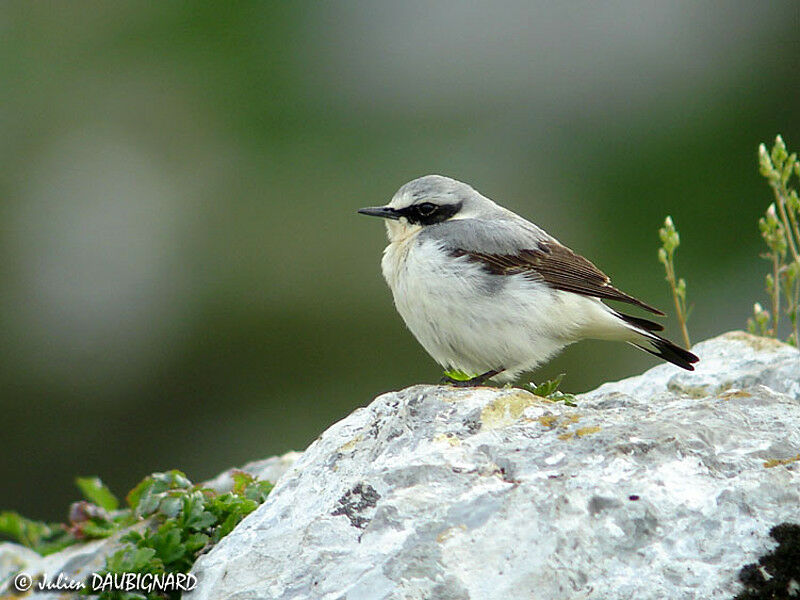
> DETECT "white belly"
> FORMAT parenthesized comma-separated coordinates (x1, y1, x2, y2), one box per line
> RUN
(381, 236, 613, 380)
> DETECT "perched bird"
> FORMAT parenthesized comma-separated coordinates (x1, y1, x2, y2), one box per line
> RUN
(359, 175, 698, 386)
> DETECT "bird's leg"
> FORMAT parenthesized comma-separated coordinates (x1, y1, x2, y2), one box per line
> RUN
(441, 368, 504, 387)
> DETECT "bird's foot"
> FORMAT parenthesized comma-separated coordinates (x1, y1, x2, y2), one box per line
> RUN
(441, 368, 504, 387)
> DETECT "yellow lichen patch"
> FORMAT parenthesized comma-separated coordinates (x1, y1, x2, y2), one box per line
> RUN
(537, 415, 560, 428)
(667, 380, 711, 399)
(337, 435, 363, 453)
(718, 389, 752, 400)
(480, 390, 541, 429)
(763, 454, 800, 468)
(556, 425, 599, 440)
(433, 433, 461, 446)
(575, 426, 601, 437)
(529, 413, 583, 432)
(437, 524, 467, 543)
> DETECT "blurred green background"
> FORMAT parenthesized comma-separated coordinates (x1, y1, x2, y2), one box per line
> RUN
(1, 1, 799, 521)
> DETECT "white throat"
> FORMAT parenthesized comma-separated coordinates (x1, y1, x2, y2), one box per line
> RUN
(385, 217, 422, 243)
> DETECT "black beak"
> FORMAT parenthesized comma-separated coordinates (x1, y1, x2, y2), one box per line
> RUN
(357, 206, 400, 220)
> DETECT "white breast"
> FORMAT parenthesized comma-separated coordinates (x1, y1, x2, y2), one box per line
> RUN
(382, 235, 596, 380)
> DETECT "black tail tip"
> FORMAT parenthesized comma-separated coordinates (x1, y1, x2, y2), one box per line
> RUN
(636, 336, 699, 371)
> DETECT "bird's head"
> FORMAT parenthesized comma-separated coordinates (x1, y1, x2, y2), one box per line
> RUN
(358, 175, 492, 242)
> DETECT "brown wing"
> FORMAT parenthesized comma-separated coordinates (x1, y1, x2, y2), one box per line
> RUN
(452, 240, 665, 316)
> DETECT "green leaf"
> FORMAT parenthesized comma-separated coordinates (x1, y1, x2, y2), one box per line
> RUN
(106, 546, 160, 573)
(180, 492, 217, 531)
(184, 532, 210, 554)
(548, 391, 578, 407)
(443, 369, 475, 381)
(78, 520, 118, 539)
(75, 477, 120, 512)
(148, 523, 186, 566)
(126, 477, 155, 512)
(127, 470, 191, 516)
(531, 373, 565, 397)
(157, 495, 183, 519)
(244, 480, 274, 503)
(0, 511, 76, 556)
(530, 374, 577, 405)
(231, 471, 256, 495)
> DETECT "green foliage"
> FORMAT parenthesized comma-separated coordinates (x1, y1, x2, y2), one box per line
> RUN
(76, 477, 121, 512)
(96, 470, 272, 600)
(530, 374, 577, 406)
(0, 511, 76, 556)
(658, 216, 692, 348)
(443, 369, 474, 381)
(0, 470, 273, 600)
(749, 135, 800, 346)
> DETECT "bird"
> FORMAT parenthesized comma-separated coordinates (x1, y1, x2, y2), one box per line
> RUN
(358, 175, 699, 386)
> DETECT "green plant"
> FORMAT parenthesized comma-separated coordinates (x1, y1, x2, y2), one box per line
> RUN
(0, 511, 77, 556)
(0, 470, 273, 600)
(96, 470, 272, 600)
(530, 374, 577, 406)
(442, 369, 474, 382)
(658, 216, 691, 348)
(749, 135, 800, 346)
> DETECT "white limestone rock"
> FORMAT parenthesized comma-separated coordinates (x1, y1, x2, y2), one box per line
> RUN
(189, 332, 800, 600)
(202, 451, 303, 493)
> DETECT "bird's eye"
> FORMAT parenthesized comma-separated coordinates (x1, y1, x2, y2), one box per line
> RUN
(416, 202, 437, 217)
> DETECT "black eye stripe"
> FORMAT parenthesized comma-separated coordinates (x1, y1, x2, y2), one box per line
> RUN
(397, 201, 463, 226)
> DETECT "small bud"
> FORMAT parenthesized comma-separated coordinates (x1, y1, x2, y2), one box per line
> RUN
(676, 278, 686, 301)
(749, 303, 771, 337)
(771, 135, 788, 168)
(759, 143, 775, 177)
(658, 247, 667, 265)
(659, 216, 680, 254)
(759, 204, 787, 253)
(766, 203, 778, 221)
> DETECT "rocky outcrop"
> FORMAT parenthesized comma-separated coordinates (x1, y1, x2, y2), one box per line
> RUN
(190, 332, 800, 600)
(2, 333, 798, 600)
